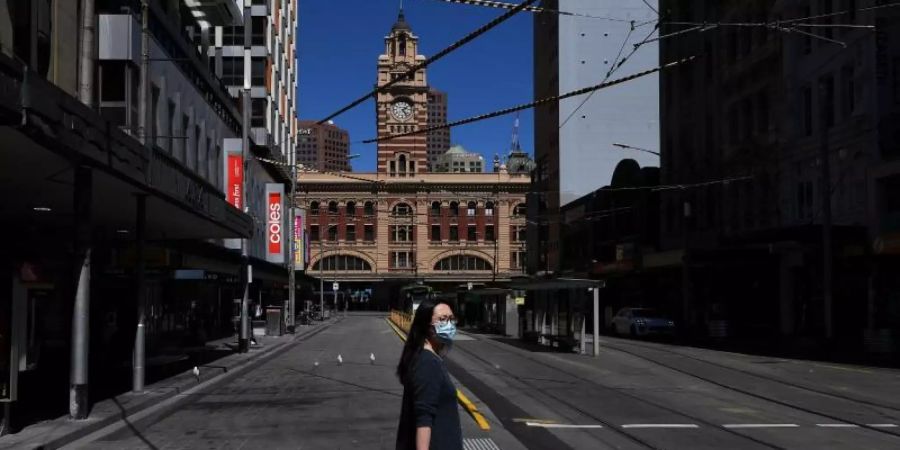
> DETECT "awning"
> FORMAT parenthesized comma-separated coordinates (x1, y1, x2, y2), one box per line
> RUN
(509, 277, 604, 291)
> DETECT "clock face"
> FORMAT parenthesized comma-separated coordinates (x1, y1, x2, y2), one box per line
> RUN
(390, 101, 413, 122)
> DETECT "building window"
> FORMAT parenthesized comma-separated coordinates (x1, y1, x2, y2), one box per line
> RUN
(364, 201, 375, 216)
(364, 224, 374, 241)
(393, 203, 412, 216)
(485, 225, 495, 242)
(182, 113, 190, 164)
(310, 201, 320, 215)
(485, 201, 494, 216)
(431, 201, 441, 216)
(450, 202, 459, 216)
(195, 125, 204, 177)
(801, 86, 813, 136)
(310, 225, 320, 241)
(391, 225, 414, 242)
(842, 65, 855, 116)
(328, 201, 339, 214)
(390, 251, 415, 268)
(312, 255, 372, 271)
(467, 201, 477, 216)
(510, 251, 526, 271)
(433, 255, 492, 271)
(467, 225, 477, 241)
(431, 224, 441, 242)
(449, 225, 459, 241)
(512, 226, 526, 242)
(346, 225, 356, 242)
(167, 100, 176, 155)
(513, 203, 527, 216)
(820, 74, 835, 129)
(346, 201, 357, 216)
(327, 225, 338, 241)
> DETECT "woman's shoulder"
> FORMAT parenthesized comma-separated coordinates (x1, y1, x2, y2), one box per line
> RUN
(413, 349, 442, 370)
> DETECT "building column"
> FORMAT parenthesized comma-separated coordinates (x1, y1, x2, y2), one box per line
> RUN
(70, 166, 92, 420)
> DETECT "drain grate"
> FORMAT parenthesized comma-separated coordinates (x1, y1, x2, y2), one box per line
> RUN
(463, 437, 501, 450)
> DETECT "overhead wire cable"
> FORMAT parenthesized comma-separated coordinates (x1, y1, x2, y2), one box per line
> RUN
(358, 55, 695, 144)
(316, 0, 538, 124)
(426, 0, 636, 21)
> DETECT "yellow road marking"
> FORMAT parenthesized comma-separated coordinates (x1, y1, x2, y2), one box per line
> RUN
(384, 316, 491, 431)
(512, 418, 558, 424)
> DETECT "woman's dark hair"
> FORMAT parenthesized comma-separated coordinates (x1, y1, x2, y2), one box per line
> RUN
(396, 298, 443, 385)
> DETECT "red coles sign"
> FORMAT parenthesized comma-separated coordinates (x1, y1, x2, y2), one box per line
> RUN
(268, 192, 282, 254)
(227, 155, 243, 209)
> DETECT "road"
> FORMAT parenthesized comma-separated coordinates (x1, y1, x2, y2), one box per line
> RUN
(447, 332, 900, 450)
(68, 314, 900, 449)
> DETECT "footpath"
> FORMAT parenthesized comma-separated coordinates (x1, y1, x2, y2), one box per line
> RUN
(0, 319, 336, 450)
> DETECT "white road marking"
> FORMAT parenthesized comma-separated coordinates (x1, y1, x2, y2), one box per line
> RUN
(868, 424, 899, 428)
(816, 424, 859, 428)
(525, 422, 604, 429)
(722, 424, 799, 429)
(622, 424, 700, 429)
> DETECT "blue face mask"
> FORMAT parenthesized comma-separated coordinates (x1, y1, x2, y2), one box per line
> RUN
(433, 320, 456, 344)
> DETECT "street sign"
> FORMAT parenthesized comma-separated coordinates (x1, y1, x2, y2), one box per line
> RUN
(332, 282, 339, 291)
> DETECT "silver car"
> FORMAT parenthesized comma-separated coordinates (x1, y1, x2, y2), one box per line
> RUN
(612, 307, 676, 337)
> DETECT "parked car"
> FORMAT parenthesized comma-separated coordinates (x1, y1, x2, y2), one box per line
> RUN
(611, 307, 676, 337)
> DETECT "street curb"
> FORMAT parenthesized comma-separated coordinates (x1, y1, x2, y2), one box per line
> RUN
(20, 320, 337, 450)
(384, 317, 491, 431)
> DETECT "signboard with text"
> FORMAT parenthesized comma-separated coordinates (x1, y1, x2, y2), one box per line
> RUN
(223, 138, 243, 210)
(293, 209, 306, 271)
(265, 183, 285, 263)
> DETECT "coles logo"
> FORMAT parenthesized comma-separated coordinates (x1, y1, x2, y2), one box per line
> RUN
(267, 192, 282, 254)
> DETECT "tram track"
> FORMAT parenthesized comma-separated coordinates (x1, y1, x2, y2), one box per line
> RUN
(451, 337, 790, 450)
(586, 338, 900, 440)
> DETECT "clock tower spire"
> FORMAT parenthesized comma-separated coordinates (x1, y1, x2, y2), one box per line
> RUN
(376, 7, 429, 175)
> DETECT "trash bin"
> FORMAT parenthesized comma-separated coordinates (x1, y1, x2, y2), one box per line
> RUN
(266, 306, 284, 336)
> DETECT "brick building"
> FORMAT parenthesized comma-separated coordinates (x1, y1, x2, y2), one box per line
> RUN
(296, 10, 530, 309)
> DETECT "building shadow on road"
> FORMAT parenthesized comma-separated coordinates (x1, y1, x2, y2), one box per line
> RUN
(107, 398, 161, 450)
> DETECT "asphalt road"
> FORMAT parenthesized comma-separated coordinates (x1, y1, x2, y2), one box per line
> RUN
(76, 313, 520, 450)
(68, 315, 900, 450)
(446, 332, 900, 450)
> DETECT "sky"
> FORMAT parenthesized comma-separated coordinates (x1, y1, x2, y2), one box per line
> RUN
(298, 0, 535, 172)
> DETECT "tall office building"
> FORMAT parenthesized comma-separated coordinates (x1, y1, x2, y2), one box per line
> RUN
(296, 120, 352, 172)
(427, 88, 451, 170)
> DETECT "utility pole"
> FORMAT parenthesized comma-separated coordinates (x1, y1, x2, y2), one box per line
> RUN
(682, 198, 692, 337)
(238, 0, 252, 353)
(819, 81, 834, 340)
(287, 138, 297, 331)
(132, 0, 150, 394)
(320, 233, 325, 319)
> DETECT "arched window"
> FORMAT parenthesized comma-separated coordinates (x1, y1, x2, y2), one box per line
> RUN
(399, 34, 407, 56)
(513, 203, 527, 216)
(433, 255, 493, 271)
(431, 201, 441, 216)
(485, 201, 495, 217)
(449, 201, 459, 217)
(393, 202, 412, 216)
(398, 154, 407, 175)
(466, 201, 477, 216)
(346, 201, 356, 216)
(310, 201, 320, 215)
(328, 201, 339, 214)
(364, 201, 375, 216)
(312, 255, 373, 271)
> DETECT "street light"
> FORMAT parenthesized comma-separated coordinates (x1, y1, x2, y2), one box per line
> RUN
(612, 142, 660, 156)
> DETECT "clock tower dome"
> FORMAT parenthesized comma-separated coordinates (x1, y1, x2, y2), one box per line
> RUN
(376, 8, 430, 175)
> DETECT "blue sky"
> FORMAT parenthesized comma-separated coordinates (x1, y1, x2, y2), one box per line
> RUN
(298, 0, 534, 172)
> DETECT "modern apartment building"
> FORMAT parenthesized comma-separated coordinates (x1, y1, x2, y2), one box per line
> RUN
(434, 145, 485, 173)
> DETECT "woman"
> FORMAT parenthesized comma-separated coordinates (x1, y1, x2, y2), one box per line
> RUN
(396, 299, 462, 450)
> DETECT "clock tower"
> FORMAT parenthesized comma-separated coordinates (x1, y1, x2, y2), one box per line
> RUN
(376, 9, 430, 175)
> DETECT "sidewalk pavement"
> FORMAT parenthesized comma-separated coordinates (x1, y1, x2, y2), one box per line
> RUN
(0, 319, 337, 450)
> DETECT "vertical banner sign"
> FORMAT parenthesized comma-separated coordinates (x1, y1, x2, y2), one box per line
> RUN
(223, 138, 244, 210)
(293, 209, 306, 271)
(227, 155, 243, 209)
(265, 183, 285, 263)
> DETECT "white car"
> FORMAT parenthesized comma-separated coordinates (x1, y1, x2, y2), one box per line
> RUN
(611, 308, 676, 337)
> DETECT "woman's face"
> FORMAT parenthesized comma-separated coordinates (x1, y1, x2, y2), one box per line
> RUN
(431, 303, 455, 327)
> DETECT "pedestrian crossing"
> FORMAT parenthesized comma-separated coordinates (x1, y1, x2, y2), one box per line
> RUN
(463, 437, 502, 450)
